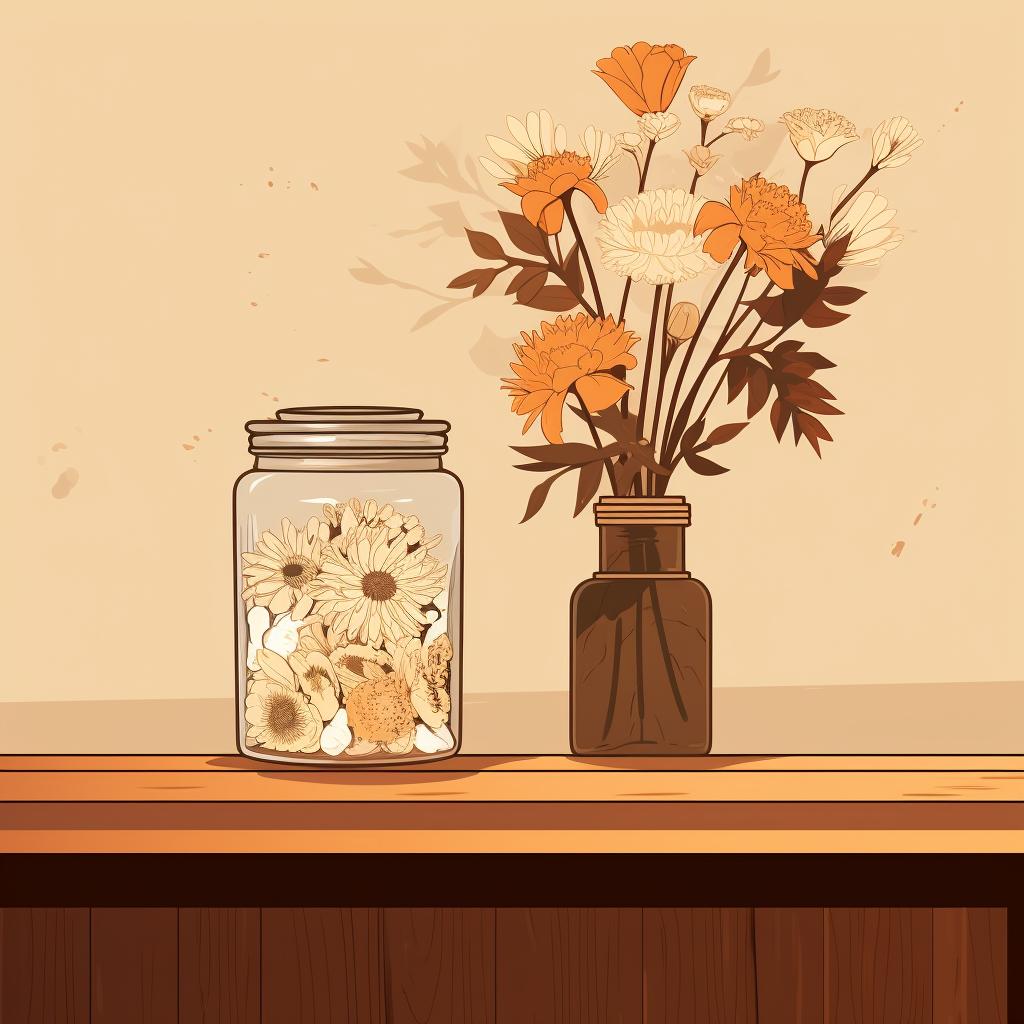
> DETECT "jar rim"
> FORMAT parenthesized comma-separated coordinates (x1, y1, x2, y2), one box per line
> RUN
(246, 406, 450, 456)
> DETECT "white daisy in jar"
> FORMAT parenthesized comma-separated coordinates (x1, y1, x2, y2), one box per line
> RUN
(308, 522, 448, 648)
(241, 517, 325, 615)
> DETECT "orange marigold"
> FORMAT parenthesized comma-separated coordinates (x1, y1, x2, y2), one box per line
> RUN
(594, 42, 697, 116)
(694, 175, 822, 290)
(501, 152, 608, 235)
(502, 314, 640, 444)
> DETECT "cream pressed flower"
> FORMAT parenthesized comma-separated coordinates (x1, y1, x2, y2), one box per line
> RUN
(245, 651, 322, 753)
(688, 85, 731, 121)
(638, 112, 680, 141)
(685, 144, 720, 176)
(391, 635, 451, 729)
(871, 115, 923, 169)
(581, 126, 621, 181)
(597, 188, 711, 285)
(781, 107, 858, 163)
(288, 650, 341, 721)
(241, 517, 325, 616)
(723, 116, 765, 141)
(825, 187, 903, 267)
(480, 110, 567, 180)
(307, 522, 447, 647)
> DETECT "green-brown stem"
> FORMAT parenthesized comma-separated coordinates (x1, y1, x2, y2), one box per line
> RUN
(633, 283, 664, 495)
(830, 166, 878, 221)
(565, 195, 604, 319)
(571, 385, 618, 495)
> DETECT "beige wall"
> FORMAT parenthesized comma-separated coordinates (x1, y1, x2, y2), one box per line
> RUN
(2, 0, 1021, 709)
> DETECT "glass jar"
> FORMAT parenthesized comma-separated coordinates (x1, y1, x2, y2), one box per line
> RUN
(234, 406, 462, 765)
(570, 496, 711, 755)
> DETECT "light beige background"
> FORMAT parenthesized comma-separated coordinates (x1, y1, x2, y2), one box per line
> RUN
(2, 2, 1021, 737)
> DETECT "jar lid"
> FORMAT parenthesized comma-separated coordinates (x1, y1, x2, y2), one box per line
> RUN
(246, 406, 450, 457)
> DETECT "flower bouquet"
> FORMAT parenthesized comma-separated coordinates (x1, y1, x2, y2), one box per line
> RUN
(449, 40, 920, 752)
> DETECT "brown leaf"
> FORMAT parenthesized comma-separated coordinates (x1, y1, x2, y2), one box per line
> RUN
(802, 299, 850, 329)
(448, 269, 487, 290)
(506, 265, 547, 299)
(704, 421, 748, 447)
(746, 365, 771, 418)
(746, 294, 785, 327)
(518, 285, 580, 312)
(682, 451, 730, 475)
(571, 405, 639, 444)
(512, 441, 625, 466)
(769, 397, 791, 441)
(472, 267, 500, 297)
(520, 467, 572, 523)
(727, 358, 752, 402)
(574, 461, 604, 516)
(562, 243, 583, 295)
(679, 417, 706, 453)
(822, 285, 867, 306)
(466, 229, 505, 260)
(499, 210, 549, 258)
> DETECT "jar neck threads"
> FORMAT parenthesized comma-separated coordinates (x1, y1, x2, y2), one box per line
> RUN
(594, 496, 691, 576)
(254, 455, 444, 471)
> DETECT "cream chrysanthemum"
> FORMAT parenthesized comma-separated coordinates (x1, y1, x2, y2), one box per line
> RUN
(597, 188, 711, 285)
(781, 107, 858, 163)
(245, 650, 322, 752)
(241, 518, 325, 615)
(307, 523, 447, 647)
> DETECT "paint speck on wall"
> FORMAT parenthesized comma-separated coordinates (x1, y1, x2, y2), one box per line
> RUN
(258, 252, 269, 259)
(182, 443, 194, 451)
(267, 180, 274, 188)
(317, 357, 329, 363)
(51, 467, 79, 499)
(310, 181, 319, 191)
(250, 301, 258, 307)
(51, 441, 67, 452)
(912, 513, 922, 526)
(891, 540, 906, 558)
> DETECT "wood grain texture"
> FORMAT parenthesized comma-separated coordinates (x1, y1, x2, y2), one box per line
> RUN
(91, 907, 177, 1024)
(826, 908, 932, 1024)
(383, 908, 495, 1024)
(0, 907, 89, 1023)
(261, 908, 384, 1024)
(932, 908, 1007, 1024)
(495, 908, 641, 1024)
(644, 908, 757, 1024)
(178, 908, 259, 1024)
(753, 908, 824, 1024)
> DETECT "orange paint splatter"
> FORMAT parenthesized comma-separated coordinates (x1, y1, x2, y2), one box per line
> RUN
(192, 434, 200, 441)
(51, 441, 67, 452)
(310, 181, 319, 191)
(912, 513, 922, 526)
(317, 357, 330, 363)
(891, 540, 906, 558)
(258, 252, 269, 258)
(267, 180, 274, 188)
(250, 301, 258, 307)
(183, 443, 194, 451)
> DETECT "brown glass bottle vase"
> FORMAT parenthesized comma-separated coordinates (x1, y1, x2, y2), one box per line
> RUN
(570, 496, 711, 755)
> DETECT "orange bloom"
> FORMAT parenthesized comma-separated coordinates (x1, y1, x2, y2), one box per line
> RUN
(501, 152, 608, 235)
(594, 43, 696, 116)
(502, 314, 640, 444)
(694, 175, 822, 290)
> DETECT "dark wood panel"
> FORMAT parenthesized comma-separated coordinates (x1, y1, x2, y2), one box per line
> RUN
(0, 907, 89, 1023)
(261, 908, 384, 1024)
(826, 908, 931, 1024)
(384, 908, 495, 1024)
(933, 908, 1007, 1024)
(495, 908, 641, 1024)
(753, 908, 824, 1024)
(178, 908, 259, 1023)
(643, 908, 756, 1024)
(91, 907, 177, 1024)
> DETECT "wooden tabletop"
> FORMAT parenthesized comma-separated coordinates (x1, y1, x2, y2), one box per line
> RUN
(2, 754, 1023, 853)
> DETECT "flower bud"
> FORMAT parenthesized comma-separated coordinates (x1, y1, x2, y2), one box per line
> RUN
(685, 145, 721, 176)
(689, 85, 732, 121)
(667, 301, 700, 342)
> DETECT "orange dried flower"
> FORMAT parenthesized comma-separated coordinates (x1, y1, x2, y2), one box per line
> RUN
(594, 43, 697, 116)
(502, 313, 640, 444)
(501, 152, 608, 235)
(694, 175, 822, 290)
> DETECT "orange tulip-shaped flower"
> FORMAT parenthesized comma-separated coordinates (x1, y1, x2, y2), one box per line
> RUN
(694, 175, 822, 290)
(502, 314, 640, 444)
(501, 152, 608, 235)
(594, 43, 697, 116)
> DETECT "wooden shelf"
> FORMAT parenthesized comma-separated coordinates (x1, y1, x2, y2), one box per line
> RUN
(2, 755, 1023, 853)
